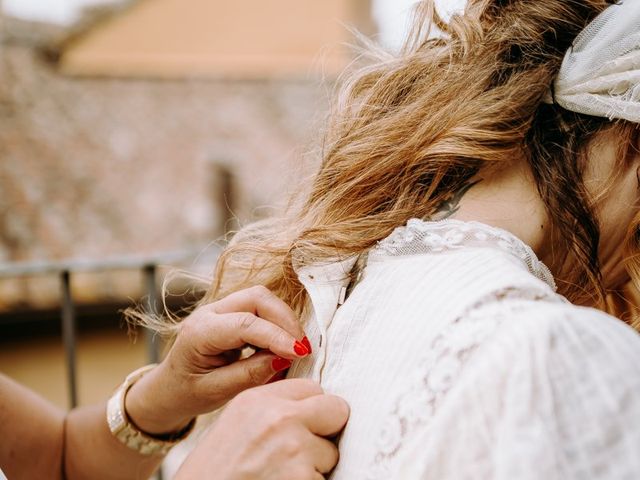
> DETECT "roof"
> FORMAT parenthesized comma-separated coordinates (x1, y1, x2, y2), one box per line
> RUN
(52, 0, 374, 79)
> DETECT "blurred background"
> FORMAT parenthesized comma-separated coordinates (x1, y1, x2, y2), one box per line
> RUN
(1, 0, 636, 477)
(0, 0, 436, 477)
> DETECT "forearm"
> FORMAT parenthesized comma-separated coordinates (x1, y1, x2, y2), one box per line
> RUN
(64, 403, 163, 480)
(64, 364, 192, 480)
(0, 373, 163, 480)
(0, 374, 65, 479)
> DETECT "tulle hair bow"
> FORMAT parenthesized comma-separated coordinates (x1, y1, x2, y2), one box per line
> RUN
(543, 0, 640, 122)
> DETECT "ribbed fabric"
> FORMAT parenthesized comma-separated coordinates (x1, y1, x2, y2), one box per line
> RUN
(287, 219, 640, 480)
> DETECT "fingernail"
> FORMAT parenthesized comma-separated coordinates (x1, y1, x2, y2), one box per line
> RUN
(293, 340, 310, 357)
(272, 357, 292, 372)
(301, 336, 312, 354)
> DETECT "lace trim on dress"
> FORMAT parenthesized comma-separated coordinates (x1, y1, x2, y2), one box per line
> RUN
(370, 219, 557, 291)
(367, 287, 565, 480)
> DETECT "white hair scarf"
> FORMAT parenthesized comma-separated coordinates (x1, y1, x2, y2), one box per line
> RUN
(544, 0, 640, 122)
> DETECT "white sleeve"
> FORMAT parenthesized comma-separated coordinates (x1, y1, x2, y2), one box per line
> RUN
(396, 303, 640, 480)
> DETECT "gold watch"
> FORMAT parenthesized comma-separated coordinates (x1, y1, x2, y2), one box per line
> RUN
(106, 364, 196, 456)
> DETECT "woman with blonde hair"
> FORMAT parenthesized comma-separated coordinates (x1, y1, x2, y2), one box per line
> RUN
(152, 0, 640, 478)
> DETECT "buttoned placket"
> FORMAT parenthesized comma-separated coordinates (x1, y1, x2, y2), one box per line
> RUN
(295, 256, 358, 383)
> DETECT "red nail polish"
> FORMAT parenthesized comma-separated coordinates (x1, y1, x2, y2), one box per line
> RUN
(301, 336, 312, 354)
(272, 357, 292, 372)
(293, 340, 309, 356)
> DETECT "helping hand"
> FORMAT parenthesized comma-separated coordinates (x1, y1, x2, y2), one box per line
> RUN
(125, 285, 312, 435)
(175, 379, 350, 480)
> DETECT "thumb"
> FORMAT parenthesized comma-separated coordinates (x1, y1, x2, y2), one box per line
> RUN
(200, 351, 291, 399)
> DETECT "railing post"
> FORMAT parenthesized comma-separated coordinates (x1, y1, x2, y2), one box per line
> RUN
(60, 270, 78, 409)
(143, 264, 161, 364)
(210, 162, 236, 235)
(143, 264, 164, 480)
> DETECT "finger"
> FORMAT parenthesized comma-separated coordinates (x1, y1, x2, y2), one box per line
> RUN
(221, 349, 242, 364)
(200, 351, 283, 397)
(267, 370, 287, 384)
(297, 394, 350, 436)
(308, 436, 339, 474)
(212, 286, 305, 340)
(204, 312, 307, 360)
(260, 378, 324, 400)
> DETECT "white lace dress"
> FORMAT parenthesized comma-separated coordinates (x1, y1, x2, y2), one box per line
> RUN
(287, 219, 640, 479)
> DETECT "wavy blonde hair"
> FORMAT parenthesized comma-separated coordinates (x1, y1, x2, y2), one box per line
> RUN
(138, 0, 640, 335)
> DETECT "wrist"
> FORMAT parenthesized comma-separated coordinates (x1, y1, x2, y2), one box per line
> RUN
(125, 363, 194, 435)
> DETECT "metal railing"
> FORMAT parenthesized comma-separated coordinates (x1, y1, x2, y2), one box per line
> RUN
(0, 164, 234, 479)
(0, 249, 216, 409)
(0, 249, 223, 479)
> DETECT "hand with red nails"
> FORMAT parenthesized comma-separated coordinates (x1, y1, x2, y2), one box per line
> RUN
(124, 285, 313, 436)
(0, 286, 341, 480)
(175, 379, 350, 480)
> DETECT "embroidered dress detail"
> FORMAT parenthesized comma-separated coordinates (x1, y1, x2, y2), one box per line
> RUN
(371, 219, 556, 291)
(289, 217, 640, 480)
(368, 287, 564, 479)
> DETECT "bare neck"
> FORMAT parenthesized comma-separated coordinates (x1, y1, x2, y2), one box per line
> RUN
(435, 160, 554, 266)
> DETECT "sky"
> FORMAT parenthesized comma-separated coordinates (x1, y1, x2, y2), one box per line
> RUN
(372, 0, 466, 47)
(3, 0, 467, 49)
